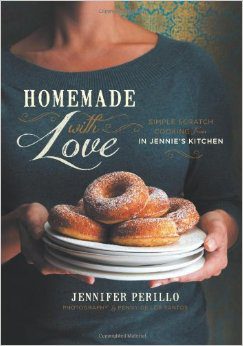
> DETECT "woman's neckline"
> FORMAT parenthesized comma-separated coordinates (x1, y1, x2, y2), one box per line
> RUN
(6, 33, 162, 75)
(3, 34, 188, 90)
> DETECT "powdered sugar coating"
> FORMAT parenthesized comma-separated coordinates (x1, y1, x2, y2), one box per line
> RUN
(49, 205, 83, 228)
(48, 204, 107, 241)
(165, 198, 200, 234)
(137, 186, 170, 218)
(112, 218, 178, 237)
(111, 217, 179, 246)
(83, 171, 149, 224)
(149, 187, 168, 201)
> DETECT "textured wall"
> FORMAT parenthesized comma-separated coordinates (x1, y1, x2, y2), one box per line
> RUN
(2, 2, 242, 344)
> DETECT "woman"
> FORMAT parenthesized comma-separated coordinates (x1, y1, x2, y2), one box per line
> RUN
(2, 1, 240, 345)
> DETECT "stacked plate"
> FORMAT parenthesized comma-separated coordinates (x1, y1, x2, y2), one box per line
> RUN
(43, 222, 206, 281)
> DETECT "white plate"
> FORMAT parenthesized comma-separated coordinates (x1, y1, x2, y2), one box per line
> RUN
(45, 246, 204, 273)
(43, 236, 204, 266)
(44, 222, 206, 254)
(44, 252, 205, 281)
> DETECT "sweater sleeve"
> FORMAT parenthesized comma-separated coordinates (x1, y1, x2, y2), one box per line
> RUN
(183, 44, 241, 227)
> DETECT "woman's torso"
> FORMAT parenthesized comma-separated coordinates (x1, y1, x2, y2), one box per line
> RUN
(2, 35, 208, 345)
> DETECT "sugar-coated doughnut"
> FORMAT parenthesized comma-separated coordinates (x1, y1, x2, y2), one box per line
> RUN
(137, 187, 170, 218)
(83, 171, 149, 224)
(110, 218, 179, 246)
(48, 204, 107, 242)
(165, 198, 200, 234)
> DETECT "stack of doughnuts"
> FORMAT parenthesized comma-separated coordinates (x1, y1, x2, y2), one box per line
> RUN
(48, 171, 200, 247)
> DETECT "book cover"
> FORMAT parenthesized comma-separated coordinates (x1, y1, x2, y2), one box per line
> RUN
(2, 1, 242, 345)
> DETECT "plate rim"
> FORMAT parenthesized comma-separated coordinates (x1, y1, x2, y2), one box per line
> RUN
(44, 252, 205, 281)
(44, 222, 206, 254)
(45, 246, 204, 273)
(43, 235, 204, 258)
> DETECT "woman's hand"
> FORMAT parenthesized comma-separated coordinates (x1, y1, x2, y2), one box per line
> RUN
(150, 209, 238, 288)
(2, 203, 95, 285)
